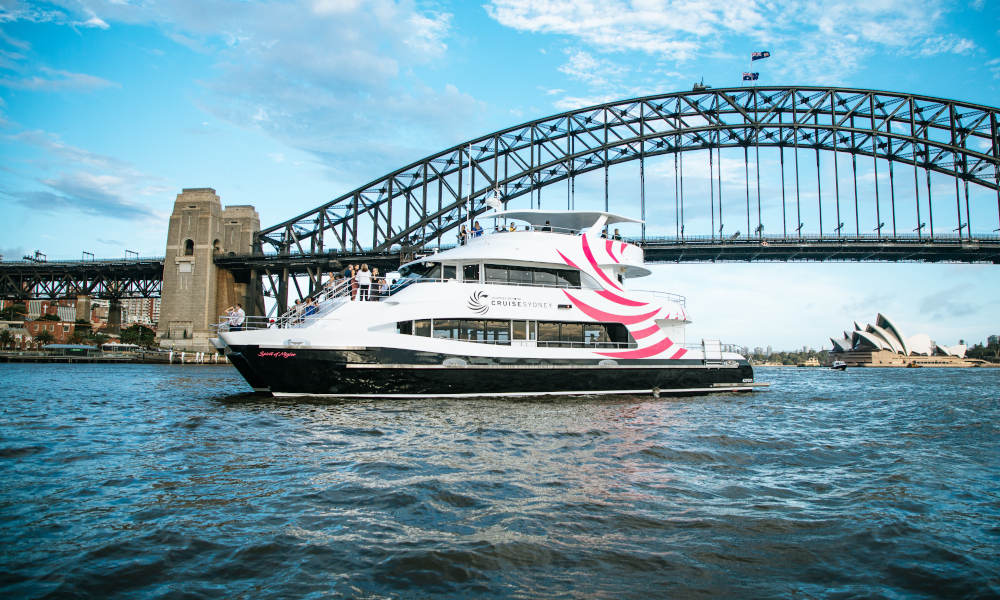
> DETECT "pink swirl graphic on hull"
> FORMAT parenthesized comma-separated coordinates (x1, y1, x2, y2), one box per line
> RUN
(631, 324, 661, 340)
(581, 234, 621, 291)
(595, 289, 647, 307)
(562, 291, 659, 325)
(605, 239, 620, 263)
(596, 335, 675, 359)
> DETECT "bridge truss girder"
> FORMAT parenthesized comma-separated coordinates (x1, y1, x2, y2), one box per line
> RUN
(0, 260, 164, 300)
(257, 86, 1000, 259)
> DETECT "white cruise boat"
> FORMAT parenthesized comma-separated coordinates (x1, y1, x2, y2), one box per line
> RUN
(216, 210, 757, 397)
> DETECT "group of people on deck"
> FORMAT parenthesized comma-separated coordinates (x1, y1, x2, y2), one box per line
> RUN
(330, 263, 390, 302)
(457, 219, 624, 244)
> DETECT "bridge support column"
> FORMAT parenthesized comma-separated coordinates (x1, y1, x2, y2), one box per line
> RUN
(156, 188, 260, 353)
(75, 295, 91, 323)
(106, 298, 122, 335)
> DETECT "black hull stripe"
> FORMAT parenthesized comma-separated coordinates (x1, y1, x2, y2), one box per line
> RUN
(272, 386, 760, 399)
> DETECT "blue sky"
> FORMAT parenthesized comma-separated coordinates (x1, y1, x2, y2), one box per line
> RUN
(1, 0, 998, 348)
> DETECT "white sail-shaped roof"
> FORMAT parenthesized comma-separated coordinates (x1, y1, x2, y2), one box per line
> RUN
(830, 337, 852, 352)
(868, 324, 905, 354)
(876, 313, 909, 356)
(939, 344, 967, 358)
(853, 330, 889, 351)
(907, 334, 933, 356)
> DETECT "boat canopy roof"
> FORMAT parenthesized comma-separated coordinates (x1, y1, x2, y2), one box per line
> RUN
(481, 209, 642, 231)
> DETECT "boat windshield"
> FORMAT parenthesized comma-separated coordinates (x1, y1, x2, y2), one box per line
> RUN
(397, 262, 440, 281)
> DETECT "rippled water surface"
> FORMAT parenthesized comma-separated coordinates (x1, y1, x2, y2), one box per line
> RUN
(1, 364, 998, 599)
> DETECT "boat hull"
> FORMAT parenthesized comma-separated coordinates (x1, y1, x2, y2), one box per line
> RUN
(226, 345, 754, 397)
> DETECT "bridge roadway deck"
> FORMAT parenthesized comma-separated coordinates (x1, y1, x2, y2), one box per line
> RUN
(2, 237, 998, 299)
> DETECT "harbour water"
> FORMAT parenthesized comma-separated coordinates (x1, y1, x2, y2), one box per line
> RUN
(1, 364, 997, 598)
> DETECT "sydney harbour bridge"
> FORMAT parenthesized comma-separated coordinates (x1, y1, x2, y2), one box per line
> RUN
(3, 85, 999, 316)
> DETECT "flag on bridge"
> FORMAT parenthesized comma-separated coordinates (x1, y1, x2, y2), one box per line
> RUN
(751, 51, 771, 61)
(743, 72, 759, 81)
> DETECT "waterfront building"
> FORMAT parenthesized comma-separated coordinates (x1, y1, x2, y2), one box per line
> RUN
(829, 313, 986, 367)
(24, 319, 78, 345)
(989, 334, 999, 347)
(121, 297, 160, 327)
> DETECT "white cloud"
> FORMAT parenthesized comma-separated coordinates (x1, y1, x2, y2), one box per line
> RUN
(2, 130, 166, 220)
(486, 0, 980, 85)
(915, 35, 977, 57)
(485, 0, 736, 60)
(987, 57, 1000, 79)
(79, 15, 109, 29)
(558, 49, 630, 87)
(0, 67, 117, 91)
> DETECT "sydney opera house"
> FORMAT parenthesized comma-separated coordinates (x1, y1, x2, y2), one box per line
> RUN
(830, 314, 985, 367)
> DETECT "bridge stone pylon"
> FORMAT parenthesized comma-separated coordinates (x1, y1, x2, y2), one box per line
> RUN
(157, 188, 261, 353)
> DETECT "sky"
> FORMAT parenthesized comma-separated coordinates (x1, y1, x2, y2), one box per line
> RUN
(1, 0, 998, 349)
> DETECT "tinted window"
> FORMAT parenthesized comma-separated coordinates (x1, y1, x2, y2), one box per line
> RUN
(584, 323, 610, 344)
(414, 320, 431, 336)
(560, 323, 583, 343)
(533, 269, 558, 286)
(537, 321, 559, 342)
(485, 264, 507, 283)
(397, 321, 413, 335)
(485, 320, 510, 343)
(463, 264, 480, 282)
(432, 319, 460, 339)
(508, 266, 532, 285)
(461, 320, 485, 342)
(443, 265, 457, 279)
(556, 269, 580, 287)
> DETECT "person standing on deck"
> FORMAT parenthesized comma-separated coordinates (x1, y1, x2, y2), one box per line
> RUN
(357, 264, 372, 301)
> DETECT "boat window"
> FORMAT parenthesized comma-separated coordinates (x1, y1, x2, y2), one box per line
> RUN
(533, 269, 559, 286)
(537, 321, 560, 343)
(508, 266, 532, 285)
(398, 319, 629, 347)
(432, 319, 461, 339)
(482, 263, 581, 288)
(583, 323, 610, 344)
(606, 323, 632, 344)
(461, 320, 485, 342)
(424, 263, 442, 280)
(414, 319, 431, 336)
(485, 264, 507, 283)
(556, 270, 580, 287)
(485, 320, 510, 343)
(399, 262, 439, 280)
(463, 264, 480, 282)
(560, 323, 584, 343)
(443, 265, 457, 280)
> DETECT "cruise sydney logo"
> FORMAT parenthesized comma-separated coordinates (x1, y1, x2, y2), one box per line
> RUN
(467, 291, 489, 314)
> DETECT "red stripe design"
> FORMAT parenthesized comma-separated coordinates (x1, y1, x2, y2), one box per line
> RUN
(595, 289, 647, 307)
(563, 291, 659, 325)
(596, 335, 675, 359)
(581, 234, 621, 291)
(631, 324, 661, 339)
(604, 239, 619, 263)
(556, 249, 583, 272)
(670, 347, 688, 359)
(619, 241, 627, 255)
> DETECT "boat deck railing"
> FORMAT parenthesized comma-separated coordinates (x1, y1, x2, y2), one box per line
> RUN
(457, 223, 628, 242)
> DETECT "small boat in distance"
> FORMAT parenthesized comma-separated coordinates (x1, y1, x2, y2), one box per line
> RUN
(215, 209, 762, 398)
(831, 360, 847, 371)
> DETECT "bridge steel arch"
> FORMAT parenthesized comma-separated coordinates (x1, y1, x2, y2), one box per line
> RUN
(253, 86, 1000, 310)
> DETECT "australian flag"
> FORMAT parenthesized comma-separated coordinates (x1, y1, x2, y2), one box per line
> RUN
(742, 72, 759, 81)
(751, 51, 771, 61)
